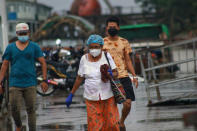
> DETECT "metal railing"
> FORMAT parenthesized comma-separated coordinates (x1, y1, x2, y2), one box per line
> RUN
(132, 37, 197, 105)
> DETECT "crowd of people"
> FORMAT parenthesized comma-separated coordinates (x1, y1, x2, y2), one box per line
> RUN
(0, 16, 138, 131)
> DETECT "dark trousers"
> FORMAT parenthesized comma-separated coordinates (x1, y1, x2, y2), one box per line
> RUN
(9, 86, 36, 131)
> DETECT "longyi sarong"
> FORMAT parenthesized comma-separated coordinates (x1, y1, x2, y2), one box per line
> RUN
(86, 97, 119, 131)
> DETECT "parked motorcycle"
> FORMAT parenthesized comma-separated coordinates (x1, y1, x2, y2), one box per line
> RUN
(36, 60, 77, 96)
(36, 48, 83, 96)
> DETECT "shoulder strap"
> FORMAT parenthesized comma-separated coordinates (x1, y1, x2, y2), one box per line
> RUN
(85, 53, 88, 60)
(104, 52, 112, 69)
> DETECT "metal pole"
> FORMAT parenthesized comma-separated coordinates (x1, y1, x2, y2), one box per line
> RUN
(139, 55, 152, 105)
(193, 41, 197, 81)
(146, 42, 152, 81)
(0, 0, 9, 53)
(0, 1, 13, 130)
(193, 41, 197, 73)
(149, 53, 161, 100)
(147, 52, 152, 81)
(103, 0, 114, 14)
(178, 46, 181, 71)
(186, 44, 189, 73)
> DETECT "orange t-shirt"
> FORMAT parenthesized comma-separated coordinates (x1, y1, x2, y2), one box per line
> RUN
(103, 37, 132, 78)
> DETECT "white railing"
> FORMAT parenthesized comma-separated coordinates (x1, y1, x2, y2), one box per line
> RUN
(132, 37, 197, 105)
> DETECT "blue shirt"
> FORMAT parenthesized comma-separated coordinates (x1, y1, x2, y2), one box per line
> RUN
(2, 41, 44, 88)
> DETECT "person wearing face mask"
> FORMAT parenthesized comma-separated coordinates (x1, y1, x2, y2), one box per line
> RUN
(65, 34, 120, 131)
(0, 23, 48, 131)
(103, 16, 138, 131)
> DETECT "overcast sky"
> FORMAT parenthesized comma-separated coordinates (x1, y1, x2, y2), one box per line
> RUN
(37, 0, 142, 14)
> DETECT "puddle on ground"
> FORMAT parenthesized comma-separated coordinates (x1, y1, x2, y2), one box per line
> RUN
(37, 124, 87, 130)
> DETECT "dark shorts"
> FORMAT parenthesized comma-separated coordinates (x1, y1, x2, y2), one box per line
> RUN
(119, 77, 135, 101)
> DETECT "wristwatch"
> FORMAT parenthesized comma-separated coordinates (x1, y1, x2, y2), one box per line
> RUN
(133, 76, 138, 80)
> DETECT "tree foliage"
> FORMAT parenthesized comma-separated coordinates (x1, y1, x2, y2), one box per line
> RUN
(136, 0, 197, 37)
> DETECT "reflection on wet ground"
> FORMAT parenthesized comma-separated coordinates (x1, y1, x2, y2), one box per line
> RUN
(14, 80, 197, 131)
(36, 87, 87, 131)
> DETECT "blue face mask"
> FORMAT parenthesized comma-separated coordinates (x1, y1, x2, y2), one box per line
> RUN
(17, 35, 29, 43)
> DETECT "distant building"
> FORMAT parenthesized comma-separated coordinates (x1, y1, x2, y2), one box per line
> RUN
(6, 0, 52, 38)
(0, 0, 52, 52)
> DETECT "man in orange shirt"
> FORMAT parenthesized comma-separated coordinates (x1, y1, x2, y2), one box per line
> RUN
(103, 16, 138, 131)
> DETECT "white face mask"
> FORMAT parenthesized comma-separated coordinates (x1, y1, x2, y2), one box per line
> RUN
(89, 49, 101, 57)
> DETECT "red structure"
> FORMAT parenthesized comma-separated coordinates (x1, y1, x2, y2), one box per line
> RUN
(71, 0, 101, 16)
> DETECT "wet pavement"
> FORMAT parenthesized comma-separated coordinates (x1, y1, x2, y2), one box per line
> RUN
(37, 79, 197, 131)
(4, 80, 197, 131)
(36, 87, 87, 131)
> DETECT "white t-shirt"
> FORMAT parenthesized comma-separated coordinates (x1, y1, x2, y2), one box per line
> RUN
(78, 52, 116, 101)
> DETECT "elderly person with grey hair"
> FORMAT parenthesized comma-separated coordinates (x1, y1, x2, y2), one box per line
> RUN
(65, 34, 120, 131)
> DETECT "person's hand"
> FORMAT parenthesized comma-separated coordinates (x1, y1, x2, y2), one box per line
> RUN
(41, 81, 48, 93)
(132, 77, 138, 88)
(107, 69, 113, 77)
(65, 93, 73, 108)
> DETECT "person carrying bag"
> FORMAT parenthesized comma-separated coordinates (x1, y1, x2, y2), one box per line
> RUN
(65, 34, 120, 131)
(101, 52, 126, 104)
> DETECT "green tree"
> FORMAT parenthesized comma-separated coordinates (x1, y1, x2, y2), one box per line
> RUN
(136, 0, 197, 37)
